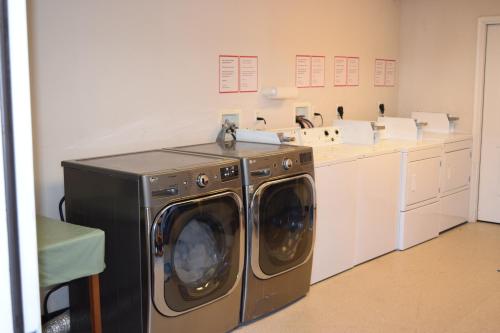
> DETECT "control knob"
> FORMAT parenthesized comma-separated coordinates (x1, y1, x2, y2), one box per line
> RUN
(282, 158, 293, 170)
(196, 174, 209, 187)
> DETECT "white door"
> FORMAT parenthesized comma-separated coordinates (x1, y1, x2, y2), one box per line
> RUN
(478, 24, 500, 223)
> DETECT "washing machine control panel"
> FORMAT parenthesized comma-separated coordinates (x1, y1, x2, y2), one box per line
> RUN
(220, 165, 239, 182)
(299, 126, 342, 146)
(147, 162, 241, 202)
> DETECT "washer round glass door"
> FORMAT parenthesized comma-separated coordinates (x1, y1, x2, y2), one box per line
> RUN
(151, 192, 243, 316)
(251, 174, 315, 279)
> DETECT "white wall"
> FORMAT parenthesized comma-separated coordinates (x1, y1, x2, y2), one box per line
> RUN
(29, 0, 400, 219)
(398, 0, 500, 132)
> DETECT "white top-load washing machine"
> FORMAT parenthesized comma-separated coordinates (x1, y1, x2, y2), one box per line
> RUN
(411, 112, 472, 231)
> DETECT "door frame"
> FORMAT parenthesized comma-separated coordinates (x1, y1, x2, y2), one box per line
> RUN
(470, 16, 500, 222)
(1, 0, 41, 331)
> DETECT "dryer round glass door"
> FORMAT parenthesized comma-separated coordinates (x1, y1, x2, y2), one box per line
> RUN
(151, 192, 243, 316)
(251, 174, 315, 279)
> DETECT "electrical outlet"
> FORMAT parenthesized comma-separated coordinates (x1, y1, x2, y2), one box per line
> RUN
(294, 102, 312, 120)
(220, 109, 241, 127)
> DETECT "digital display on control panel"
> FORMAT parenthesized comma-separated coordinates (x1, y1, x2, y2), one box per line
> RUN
(300, 152, 313, 164)
(220, 165, 239, 182)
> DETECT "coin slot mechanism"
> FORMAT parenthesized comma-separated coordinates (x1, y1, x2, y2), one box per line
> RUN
(250, 168, 271, 177)
(153, 185, 179, 197)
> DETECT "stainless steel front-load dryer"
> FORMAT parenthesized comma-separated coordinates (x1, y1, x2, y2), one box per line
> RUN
(168, 142, 316, 323)
(62, 150, 244, 333)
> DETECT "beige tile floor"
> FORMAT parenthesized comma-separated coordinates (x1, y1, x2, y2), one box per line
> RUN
(236, 222, 500, 333)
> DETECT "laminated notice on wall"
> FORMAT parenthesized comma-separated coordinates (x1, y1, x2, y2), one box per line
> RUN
(219, 55, 239, 93)
(375, 59, 396, 87)
(384, 60, 396, 86)
(219, 55, 258, 93)
(374, 59, 386, 86)
(334, 56, 348, 86)
(347, 57, 360, 86)
(239, 56, 258, 92)
(311, 56, 325, 87)
(334, 56, 359, 86)
(296, 55, 311, 88)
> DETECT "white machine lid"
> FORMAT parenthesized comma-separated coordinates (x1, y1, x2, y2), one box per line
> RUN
(420, 132, 472, 144)
(312, 146, 363, 166)
(377, 139, 443, 153)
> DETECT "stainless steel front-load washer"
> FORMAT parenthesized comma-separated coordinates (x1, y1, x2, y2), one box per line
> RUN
(62, 150, 244, 333)
(168, 142, 316, 323)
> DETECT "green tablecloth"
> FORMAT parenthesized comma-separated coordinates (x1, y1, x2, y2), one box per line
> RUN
(37, 215, 105, 288)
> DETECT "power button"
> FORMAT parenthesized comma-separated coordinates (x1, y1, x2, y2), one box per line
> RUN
(282, 158, 293, 170)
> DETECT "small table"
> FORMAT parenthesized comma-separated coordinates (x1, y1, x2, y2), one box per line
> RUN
(37, 215, 105, 333)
